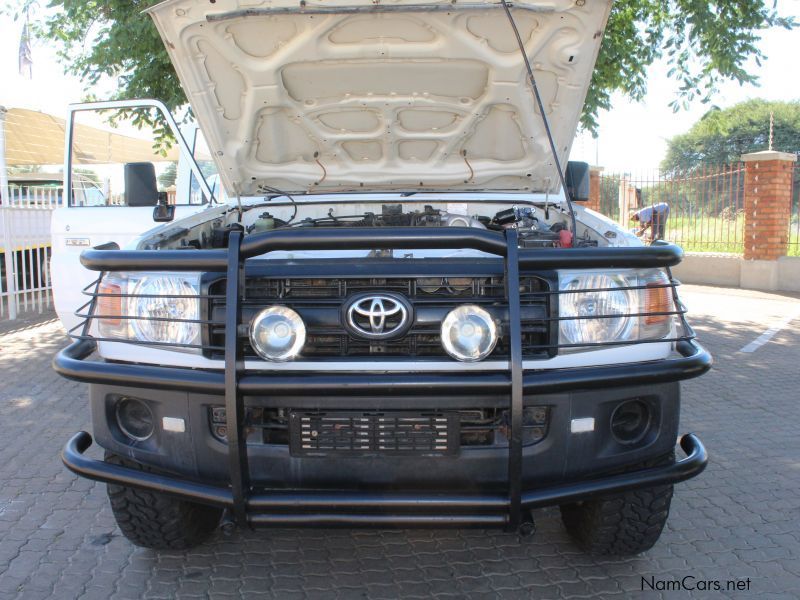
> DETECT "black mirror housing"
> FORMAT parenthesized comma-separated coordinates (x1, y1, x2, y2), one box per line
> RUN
(565, 161, 591, 201)
(124, 162, 159, 207)
(153, 192, 175, 222)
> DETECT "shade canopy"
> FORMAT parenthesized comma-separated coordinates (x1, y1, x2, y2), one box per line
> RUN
(1, 107, 179, 167)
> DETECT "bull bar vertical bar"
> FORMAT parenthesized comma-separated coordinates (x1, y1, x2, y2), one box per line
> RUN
(504, 229, 524, 530)
(224, 230, 249, 526)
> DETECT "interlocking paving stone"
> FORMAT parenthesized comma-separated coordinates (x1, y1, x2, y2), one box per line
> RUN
(0, 286, 799, 598)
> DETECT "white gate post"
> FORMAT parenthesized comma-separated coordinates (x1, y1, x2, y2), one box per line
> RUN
(0, 106, 18, 319)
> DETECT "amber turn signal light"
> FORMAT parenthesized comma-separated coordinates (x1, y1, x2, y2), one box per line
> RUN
(97, 281, 122, 326)
(644, 282, 671, 325)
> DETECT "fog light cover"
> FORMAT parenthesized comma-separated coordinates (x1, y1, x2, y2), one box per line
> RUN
(441, 305, 498, 362)
(610, 399, 651, 445)
(116, 397, 154, 441)
(249, 306, 306, 361)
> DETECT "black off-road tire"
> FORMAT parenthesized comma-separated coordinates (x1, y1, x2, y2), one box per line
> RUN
(559, 453, 674, 556)
(105, 452, 222, 550)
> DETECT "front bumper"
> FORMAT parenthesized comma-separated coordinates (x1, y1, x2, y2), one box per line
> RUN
(56, 228, 711, 529)
(54, 337, 711, 397)
(56, 338, 710, 529)
(63, 431, 707, 528)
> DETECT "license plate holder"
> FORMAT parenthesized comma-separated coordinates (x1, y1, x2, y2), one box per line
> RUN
(289, 411, 459, 457)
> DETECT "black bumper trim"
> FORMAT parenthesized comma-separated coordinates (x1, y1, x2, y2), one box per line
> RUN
(53, 339, 712, 396)
(246, 514, 510, 528)
(78, 228, 685, 272)
(62, 432, 707, 526)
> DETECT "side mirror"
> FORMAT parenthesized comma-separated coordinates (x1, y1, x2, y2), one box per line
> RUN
(153, 192, 175, 222)
(565, 161, 591, 201)
(124, 162, 159, 207)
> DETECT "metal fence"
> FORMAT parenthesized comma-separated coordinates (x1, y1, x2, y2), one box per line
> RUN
(791, 162, 800, 258)
(599, 164, 746, 254)
(1, 187, 58, 320)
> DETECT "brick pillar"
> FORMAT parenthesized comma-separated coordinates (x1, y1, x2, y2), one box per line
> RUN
(585, 166, 603, 213)
(741, 151, 797, 260)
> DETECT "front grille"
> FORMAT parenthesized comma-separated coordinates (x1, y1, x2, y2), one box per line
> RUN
(209, 406, 550, 453)
(207, 275, 552, 360)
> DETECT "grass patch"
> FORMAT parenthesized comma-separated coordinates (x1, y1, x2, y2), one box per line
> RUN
(620, 216, 800, 256)
(660, 216, 744, 253)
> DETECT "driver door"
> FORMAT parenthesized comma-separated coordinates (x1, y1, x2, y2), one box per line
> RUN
(51, 100, 216, 333)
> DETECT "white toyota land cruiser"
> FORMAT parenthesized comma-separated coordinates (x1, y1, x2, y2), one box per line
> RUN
(54, 0, 711, 555)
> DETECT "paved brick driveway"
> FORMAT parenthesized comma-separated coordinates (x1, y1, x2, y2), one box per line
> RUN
(1, 285, 799, 599)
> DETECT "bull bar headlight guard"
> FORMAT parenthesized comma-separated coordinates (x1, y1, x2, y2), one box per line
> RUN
(557, 268, 679, 352)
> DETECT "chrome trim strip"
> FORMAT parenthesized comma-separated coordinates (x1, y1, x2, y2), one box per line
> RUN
(241, 359, 511, 372)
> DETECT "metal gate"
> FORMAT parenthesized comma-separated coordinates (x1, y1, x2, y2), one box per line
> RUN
(1, 187, 58, 320)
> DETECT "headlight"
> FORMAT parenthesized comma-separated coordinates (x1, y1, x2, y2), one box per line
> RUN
(559, 269, 674, 351)
(441, 304, 498, 362)
(249, 306, 306, 361)
(96, 272, 201, 351)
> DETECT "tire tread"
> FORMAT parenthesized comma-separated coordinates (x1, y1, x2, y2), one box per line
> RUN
(105, 453, 221, 550)
(559, 453, 675, 556)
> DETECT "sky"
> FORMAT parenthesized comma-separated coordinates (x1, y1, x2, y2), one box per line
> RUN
(566, 1, 800, 171)
(1, 1, 799, 173)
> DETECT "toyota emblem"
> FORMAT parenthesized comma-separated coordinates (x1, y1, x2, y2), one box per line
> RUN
(344, 294, 412, 340)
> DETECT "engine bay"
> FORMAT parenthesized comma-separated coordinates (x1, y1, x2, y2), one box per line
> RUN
(140, 201, 605, 251)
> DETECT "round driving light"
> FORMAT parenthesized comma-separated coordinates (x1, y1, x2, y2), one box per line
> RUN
(249, 306, 306, 361)
(116, 397, 154, 441)
(610, 399, 651, 445)
(440, 304, 498, 362)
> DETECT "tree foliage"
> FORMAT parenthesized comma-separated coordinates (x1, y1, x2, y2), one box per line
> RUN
(157, 162, 178, 190)
(12, 0, 796, 137)
(662, 99, 800, 172)
(587, 1, 794, 131)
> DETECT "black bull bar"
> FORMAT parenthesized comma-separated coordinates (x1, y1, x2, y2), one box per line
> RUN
(56, 227, 711, 530)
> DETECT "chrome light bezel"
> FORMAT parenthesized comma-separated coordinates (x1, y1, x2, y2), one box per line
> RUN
(440, 304, 499, 362)
(249, 305, 307, 362)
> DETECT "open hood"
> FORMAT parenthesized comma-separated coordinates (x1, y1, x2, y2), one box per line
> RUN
(147, 0, 611, 197)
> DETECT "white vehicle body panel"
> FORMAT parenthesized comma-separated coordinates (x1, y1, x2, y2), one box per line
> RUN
(147, 0, 612, 196)
(51, 204, 209, 332)
(96, 340, 673, 372)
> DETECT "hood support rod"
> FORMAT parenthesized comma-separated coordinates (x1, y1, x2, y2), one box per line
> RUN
(500, 0, 577, 243)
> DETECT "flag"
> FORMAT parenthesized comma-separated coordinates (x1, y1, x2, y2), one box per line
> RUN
(19, 21, 33, 79)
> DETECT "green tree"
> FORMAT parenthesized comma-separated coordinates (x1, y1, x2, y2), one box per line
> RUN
(157, 162, 178, 191)
(9, 0, 795, 136)
(661, 99, 800, 172)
